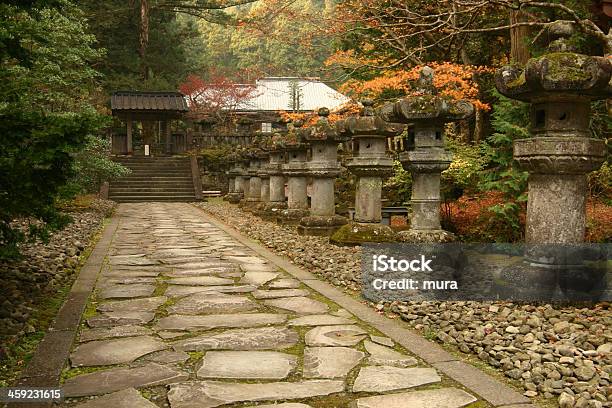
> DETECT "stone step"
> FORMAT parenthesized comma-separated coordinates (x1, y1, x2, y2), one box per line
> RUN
(109, 191, 195, 197)
(108, 196, 198, 202)
(111, 182, 195, 187)
(109, 188, 195, 194)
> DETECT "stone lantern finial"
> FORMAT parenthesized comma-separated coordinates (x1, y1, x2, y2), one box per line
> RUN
(361, 99, 375, 116)
(318, 107, 330, 117)
(416, 66, 436, 95)
(546, 21, 576, 52)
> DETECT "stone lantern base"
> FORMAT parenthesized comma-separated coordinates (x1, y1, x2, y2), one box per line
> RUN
(261, 202, 288, 221)
(226, 192, 243, 204)
(397, 229, 455, 243)
(330, 222, 397, 246)
(297, 215, 348, 236)
(276, 208, 310, 225)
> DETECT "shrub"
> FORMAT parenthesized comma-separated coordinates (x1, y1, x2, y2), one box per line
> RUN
(383, 160, 411, 206)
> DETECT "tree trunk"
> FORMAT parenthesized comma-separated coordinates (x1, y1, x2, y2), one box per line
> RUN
(510, 10, 530, 64)
(139, 0, 149, 80)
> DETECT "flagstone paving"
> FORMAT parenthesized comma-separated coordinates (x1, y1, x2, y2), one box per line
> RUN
(61, 203, 482, 407)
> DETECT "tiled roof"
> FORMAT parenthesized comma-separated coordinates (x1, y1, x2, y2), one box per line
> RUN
(236, 78, 351, 112)
(111, 91, 189, 112)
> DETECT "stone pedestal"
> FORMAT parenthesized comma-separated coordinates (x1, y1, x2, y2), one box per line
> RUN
(238, 156, 253, 209)
(255, 152, 271, 215)
(245, 157, 262, 212)
(277, 122, 310, 225)
(262, 148, 287, 220)
(493, 22, 610, 300)
(298, 109, 348, 236)
(225, 160, 244, 204)
(379, 66, 474, 243)
(330, 101, 402, 245)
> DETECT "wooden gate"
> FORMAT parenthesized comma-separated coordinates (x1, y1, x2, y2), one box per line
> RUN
(112, 134, 127, 154)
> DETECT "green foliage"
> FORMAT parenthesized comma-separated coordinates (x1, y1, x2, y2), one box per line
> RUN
(59, 135, 131, 197)
(0, 0, 105, 259)
(442, 138, 486, 200)
(477, 91, 530, 242)
(199, 144, 235, 170)
(588, 160, 612, 204)
(383, 160, 411, 206)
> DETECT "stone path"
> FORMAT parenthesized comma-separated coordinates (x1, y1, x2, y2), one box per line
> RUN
(61, 203, 480, 407)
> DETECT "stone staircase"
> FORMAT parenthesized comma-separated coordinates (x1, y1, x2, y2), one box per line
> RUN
(109, 156, 198, 202)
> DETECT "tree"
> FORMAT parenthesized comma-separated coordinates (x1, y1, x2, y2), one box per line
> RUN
(0, 0, 106, 258)
(179, 70, 257, 130)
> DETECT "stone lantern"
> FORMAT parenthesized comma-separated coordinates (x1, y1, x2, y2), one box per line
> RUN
(244, 148, 263, 211)
(495, 22, 610, 300)
(330, 100, 404, 245)
(277, 121, 311, 225)
(379, 66, 474, 242)
(236, 152, 251, 206)
(262, 133, 288, 220)
(298, 108, 349, 236)
(255, 148, 271, 215)
(225, 152, 243, 204)
(496, 23, 609, 246)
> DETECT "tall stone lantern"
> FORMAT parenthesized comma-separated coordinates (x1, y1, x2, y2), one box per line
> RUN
(330, 100, 404, 245)
(262, 133, 288, 220)
(496, 23, 609, 246)
(379, 66, 474, 242)
(225, 152, 242, 204)
(494, 22, 610, 300)
(277, 121, 311, 225)
(255, 147, 271, 215)
(237, 152, 251, 206)
(298, 108, 349, 236)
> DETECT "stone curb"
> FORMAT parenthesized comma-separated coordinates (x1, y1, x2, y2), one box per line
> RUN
(7, 215, 120, 408)
(195, 206, 536, 408)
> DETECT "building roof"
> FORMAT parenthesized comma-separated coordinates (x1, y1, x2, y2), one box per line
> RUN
(111, 91, 189, 112)
(235, 78, 351, 112)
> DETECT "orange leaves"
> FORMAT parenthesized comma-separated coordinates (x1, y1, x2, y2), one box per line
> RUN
(338, 63, 493, 111)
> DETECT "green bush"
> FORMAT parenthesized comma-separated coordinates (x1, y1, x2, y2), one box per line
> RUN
(383, 160, 412, 206)
(442, 138, 486, 200)
(59, 135, 131, 197)
(588, 160, 612, 204)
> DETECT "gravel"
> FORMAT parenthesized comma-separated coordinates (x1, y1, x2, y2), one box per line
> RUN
(0, 198, 115, 361)
(198, 200, 612, 407)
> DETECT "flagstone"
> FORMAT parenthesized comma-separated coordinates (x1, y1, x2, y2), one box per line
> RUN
(197, 351, 297, 379)
(245, 405, 312, 408)
(165, 284, 255, 297)
(162, 268, 238, 278)
(167, 293, 257, 315)
(269, 278, 301, 289)
(156, 313, 286, 331)
(240, 271, 279, 286)
(99, 284, 155, 299)
(172, 327, 299, 351)
(226, 256, 267, 264)
(352, 387, 477, 408)
(144, 350, 191, 364)
(70, 336, 167, 367)
(86, 312, 155, 328)
(352, 366, 441, 392)
(167, 276, 234, 286)
(252, 289, 310, 299)
(174, 262, 232, 270)
(74, 388, 157, 408)
(288, 315, 354, 326)
(109, 257, 159, 266)
(303, 347, 364, 379)
(363, 340, 418, 367)
(370, 335, 394, 347)
(305, 325, 367, 347)
(167, 380, 344, 408)
(79, 325, 152, 342)
(240, 263, 279, 272)
(264, 297, 329, 315)
(97, 296, 167, 313)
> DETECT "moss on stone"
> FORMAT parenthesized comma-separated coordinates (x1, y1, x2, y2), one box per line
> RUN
(541, 52, 592, 82)
(330, 223, 397, 246)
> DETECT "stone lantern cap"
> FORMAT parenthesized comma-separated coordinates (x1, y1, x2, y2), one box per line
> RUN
(277, 119, 310, 151)
(496, 22, 612, 103)
(307, 107, 350, 143)
(378, 66, 474, 124)
(346, 99, 404, 139)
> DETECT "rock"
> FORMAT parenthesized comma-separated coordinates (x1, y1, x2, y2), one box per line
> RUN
(167, 293, 257, 315)
(240, 272, 279, 286)
(156, 313, 286, 331)
(559, 392, 576, 408)
(555, 321, 571, 334)
(597, 343, 611, 354)
(305, 325, 367, 347)
(268, 279, 301, 289)
(98, 284, 156, 299)
(288, 314, 353, 326)
(74, 388, 157, 408)
(252, 289, 310, 299)
(165, 284, 255, 297)
(352, 387, 477, 408)
(506, 326, 520, 334)
(79, 325, 152, 342)
(167, 380, 344, 408)
(303, 347, 364, 378)
(63, 363, 188, 397)
(197, 351, 297, 379)
(145, 350, 190, 364)
(167, 276, 235, 286)
(70, 336, 167, 367)
(352, 366, 441, 392)
(173, 327, 299, 351)
(370, 335, 394, 347)
(363, 340, 418, 368)
(575, 366, 596, 381)
(264, 297, 329, 315)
